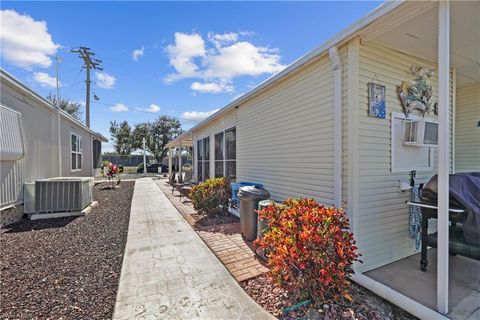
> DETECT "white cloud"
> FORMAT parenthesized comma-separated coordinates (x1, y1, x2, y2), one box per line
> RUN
(182, 108, 220, 122)
(191, 81, 234, 94)
(95, 72, 116, 89)
(110, 103, 128, 112)
(163, 32, 285, 93)
(0, 10, 60, 68)
(138, 104, 161, 113)
(32, 72, 59, 88)
(132, 46, 145, 61)
(203, 42, 284, 79)
(164, 33, 205, 83)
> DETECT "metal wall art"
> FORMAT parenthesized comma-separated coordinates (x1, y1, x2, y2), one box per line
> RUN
(397, 65, 438, 118)
(368, 82, 386, 119)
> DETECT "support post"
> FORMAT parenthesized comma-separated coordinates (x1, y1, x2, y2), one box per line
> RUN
(168, 147, 173, 178)
(437, 0, 450, 314)
(142, 137, 147, 174)
(178, 145, 183, 181)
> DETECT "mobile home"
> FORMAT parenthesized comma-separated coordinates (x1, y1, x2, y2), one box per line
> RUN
(0, 69, 107, 226)
(167, 1, 479, 319)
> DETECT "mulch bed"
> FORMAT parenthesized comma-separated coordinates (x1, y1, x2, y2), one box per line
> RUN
(191, 210, 239, 228)
(241, 273, 418, 320)
(0, 181, 134, 320)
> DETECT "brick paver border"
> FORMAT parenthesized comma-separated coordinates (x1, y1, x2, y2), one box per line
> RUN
(156, 179, 269, 282)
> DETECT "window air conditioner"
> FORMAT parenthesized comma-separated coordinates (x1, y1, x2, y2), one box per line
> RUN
(403, 118, 438, 147)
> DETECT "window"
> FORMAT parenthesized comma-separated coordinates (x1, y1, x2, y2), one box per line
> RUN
(212, 127, 236, 180)
(196, 136, 210, 181)
(71, 133, 83, 171)
(214, 132, 224, 178)
(225, 128, 236, 180)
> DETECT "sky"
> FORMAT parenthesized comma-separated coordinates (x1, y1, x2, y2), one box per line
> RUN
(1, 1, 382, 152)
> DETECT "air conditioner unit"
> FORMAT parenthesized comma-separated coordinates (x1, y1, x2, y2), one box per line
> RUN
(403, 118, 438, 147)
(35, 177, 93, 214)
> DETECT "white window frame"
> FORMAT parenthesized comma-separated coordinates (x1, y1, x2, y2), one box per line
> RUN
(71, 132, 83, 172)
(213, 126, 236, 180)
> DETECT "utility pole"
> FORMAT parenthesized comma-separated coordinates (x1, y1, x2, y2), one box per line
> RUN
(55, 56, 63, 176)
(71, 47, 102, 128)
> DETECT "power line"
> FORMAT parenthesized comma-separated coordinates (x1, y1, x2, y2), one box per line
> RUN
(63, 67, 84, 97)
(71, 47, 103, 128)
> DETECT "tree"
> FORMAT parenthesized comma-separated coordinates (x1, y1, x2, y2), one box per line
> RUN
(46, 94, 83, 121)
(109, 121, 134, 164)
(133, 115, 183, 163)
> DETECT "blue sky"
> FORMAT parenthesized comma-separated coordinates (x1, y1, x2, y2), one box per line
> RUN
(1, 1, 381, 152)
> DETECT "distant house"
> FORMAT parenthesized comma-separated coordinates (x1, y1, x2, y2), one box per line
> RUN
(0, 69, 107, 226)
(168, 2, 479, 319)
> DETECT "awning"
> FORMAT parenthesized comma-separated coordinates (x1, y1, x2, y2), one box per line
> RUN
(0, 105, 25, 161)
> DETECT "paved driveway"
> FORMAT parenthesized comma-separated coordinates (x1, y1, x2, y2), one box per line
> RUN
(113, 178, 273, 319)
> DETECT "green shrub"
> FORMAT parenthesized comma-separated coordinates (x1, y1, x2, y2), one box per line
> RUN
(190, 177, 232, 215)
(255, 198, 360, 304)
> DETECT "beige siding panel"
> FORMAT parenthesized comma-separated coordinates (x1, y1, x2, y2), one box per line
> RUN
(455, 84, 480, 172)
(355, 42, 453, 272)
(237, 54, 335, 204)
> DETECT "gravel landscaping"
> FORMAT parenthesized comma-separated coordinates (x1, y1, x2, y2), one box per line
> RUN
(0, 181, 134, 320)
(241, 273, 418, 320)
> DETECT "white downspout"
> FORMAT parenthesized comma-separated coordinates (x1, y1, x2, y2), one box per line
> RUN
(329, 46, 343, 208)
(55, 56, 62, 177)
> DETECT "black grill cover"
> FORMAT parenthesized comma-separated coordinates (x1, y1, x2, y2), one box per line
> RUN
(422, 172, 480, 245)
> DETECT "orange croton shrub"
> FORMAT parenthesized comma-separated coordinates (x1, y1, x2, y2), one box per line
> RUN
(255, 198, 360, 304)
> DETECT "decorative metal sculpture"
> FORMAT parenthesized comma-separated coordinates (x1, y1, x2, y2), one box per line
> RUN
(397, 65, 438, 118)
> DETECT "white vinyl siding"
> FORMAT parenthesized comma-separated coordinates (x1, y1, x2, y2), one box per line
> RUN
(0, 75, 95, 208)
(236, 54, 335, 204)
(455, 84, 480, 172)
(355, 42, 454, 272)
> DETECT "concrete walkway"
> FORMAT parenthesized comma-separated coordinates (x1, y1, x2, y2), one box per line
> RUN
(113, 178, 273, 320)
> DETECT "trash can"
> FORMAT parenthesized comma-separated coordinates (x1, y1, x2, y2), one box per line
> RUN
(231, 182, 264, 209)
(256, 199, 273, 260)
(257, 199, 273, 240)
(238, 186, 270, 241)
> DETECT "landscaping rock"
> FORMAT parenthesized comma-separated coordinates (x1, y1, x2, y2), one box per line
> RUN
(241, 273, 419, 320)
(0, 182, 134, 320)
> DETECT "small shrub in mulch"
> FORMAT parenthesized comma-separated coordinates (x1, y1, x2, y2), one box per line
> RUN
(0, 182, 134, 320)
(189, 177, 233, 215)
(255, 198, 360, 304)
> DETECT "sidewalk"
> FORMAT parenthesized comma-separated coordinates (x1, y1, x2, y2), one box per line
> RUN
(113, 178, 273, 319)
